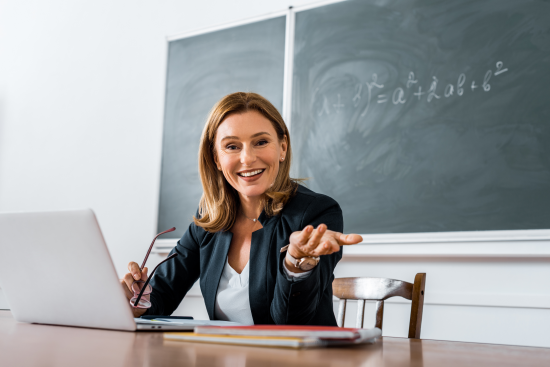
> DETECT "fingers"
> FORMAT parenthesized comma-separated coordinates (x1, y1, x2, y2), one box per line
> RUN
(121, 262, 151, 303)
(317, 237, 340, 256)
(293, 225, 313, 246)
(303, 224, 337, 256)
(289, 224, 363, 258)
(128, 262, 142, 281)
(305, 224, 326, 250)
(121, 273, 135, 299)
(132, 307, 147, 318)
(338, 233, 364, 245)
(122, 262, 150, 317)
(308, 228, 362, 256)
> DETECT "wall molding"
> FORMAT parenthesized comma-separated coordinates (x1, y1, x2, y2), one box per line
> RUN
(153, 229, 550, 259)
(345, 229, 550, 259)
(152, 239, 179, 255)
(177, 283, 549, 310)
(357, 229, 550, 243)
(341, 293, 550, 310)
(342, 243, 550, 259)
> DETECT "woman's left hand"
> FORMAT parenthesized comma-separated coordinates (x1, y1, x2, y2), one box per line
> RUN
(287, 224, 363, 259)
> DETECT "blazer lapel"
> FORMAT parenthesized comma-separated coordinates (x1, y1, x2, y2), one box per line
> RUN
(248, 212, 278, 324)
(202, 231, 232, 319)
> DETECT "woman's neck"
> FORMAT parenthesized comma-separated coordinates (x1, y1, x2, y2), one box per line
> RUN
(239, 194, 264, 220)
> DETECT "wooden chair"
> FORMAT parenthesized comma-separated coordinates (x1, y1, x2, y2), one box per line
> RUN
(333, 273, 426, 338)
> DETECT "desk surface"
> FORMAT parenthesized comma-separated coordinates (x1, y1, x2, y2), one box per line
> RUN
(1, 311, 549, 367)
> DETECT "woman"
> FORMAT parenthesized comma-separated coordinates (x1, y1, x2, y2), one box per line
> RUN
(121, 92, 362, 325)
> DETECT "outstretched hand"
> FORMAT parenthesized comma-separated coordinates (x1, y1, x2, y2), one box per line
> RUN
(288, 224, 363, 259)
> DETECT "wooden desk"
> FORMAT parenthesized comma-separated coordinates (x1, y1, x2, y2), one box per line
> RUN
(1, 311, 548, 367)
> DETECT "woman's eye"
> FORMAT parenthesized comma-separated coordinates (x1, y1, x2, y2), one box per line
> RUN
(257, 140, 268, 146)
(226, 144, 238, 150)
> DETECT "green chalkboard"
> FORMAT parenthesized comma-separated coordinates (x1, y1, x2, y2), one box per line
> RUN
(291, 0, 550, 233)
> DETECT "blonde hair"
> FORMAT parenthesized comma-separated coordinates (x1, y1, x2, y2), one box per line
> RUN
(194, 92, 301, 232)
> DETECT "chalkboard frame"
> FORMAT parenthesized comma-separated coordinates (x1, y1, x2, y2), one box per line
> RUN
(154, 0, 550, 244)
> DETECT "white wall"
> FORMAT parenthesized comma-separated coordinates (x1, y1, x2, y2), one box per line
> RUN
(0, 0, 548, 348)
(0, 0, 310, 275)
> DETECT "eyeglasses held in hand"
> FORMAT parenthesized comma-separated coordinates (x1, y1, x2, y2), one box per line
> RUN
(130, 227, 178, 309)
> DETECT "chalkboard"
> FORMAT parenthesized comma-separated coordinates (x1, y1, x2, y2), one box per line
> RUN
(157, 17, 286, 238)
(291, 0, 550, 234)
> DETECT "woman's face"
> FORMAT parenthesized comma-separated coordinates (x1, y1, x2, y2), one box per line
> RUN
(214, 110, 287, 200)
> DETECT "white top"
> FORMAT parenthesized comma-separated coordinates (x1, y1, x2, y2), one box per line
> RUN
(214, 257, 312, 324)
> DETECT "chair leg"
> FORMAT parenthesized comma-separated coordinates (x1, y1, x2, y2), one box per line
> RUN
(356, 300, 366, 328)
(374, 300, 384, 331)
(408, 273, 426, 339)
(337, 299, 347, 327)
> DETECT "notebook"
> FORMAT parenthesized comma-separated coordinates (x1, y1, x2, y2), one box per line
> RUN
(165, 325, 382, 349)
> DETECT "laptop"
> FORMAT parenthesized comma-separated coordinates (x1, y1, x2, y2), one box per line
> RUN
(0, 209, 238, 331)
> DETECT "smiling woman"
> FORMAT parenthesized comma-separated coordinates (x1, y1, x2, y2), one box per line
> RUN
(121, 92, 363, 325)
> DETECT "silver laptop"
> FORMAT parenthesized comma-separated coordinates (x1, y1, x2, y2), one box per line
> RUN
(0, 209, 237, 331)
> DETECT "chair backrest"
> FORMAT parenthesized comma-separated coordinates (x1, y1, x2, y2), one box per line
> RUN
(333, 273, 426, 339)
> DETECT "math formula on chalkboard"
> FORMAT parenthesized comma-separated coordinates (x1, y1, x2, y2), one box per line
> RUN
(293, 0, 550, 234)
(314, 61, 509, 118)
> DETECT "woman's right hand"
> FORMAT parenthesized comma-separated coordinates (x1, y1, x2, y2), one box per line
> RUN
(121, 261, 149, 318)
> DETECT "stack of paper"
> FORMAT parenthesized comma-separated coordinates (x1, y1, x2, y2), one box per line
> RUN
(164, 325, 381, 349)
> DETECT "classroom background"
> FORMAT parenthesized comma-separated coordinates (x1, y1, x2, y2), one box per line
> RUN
(0, 0, 548, 348)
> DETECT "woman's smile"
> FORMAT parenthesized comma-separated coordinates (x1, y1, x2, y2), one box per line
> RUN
(237, 168, 266, 181)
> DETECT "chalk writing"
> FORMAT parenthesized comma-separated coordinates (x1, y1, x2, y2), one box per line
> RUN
(444, 84, 454, 97)
(393, 87, 406, 104)
(315, 61, 508, 117)
(318, 95, 330, 116)
(407, 72, 418, 88)
(333, 94, 345, 112)
(352, 84, 362, 107)
(483, 70, 492, 91)
(494, 61, 508, 76)
(414, 86, 425, 100)
(427, 76, 440, 102)
(359, 74, 384, 117)
(457, 73, 466, 96)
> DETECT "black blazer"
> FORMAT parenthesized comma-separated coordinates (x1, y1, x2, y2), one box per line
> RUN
(146, 185, 343, 326)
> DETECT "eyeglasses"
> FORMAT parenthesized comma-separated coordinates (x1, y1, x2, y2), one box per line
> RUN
(130, 227, 178, 309)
